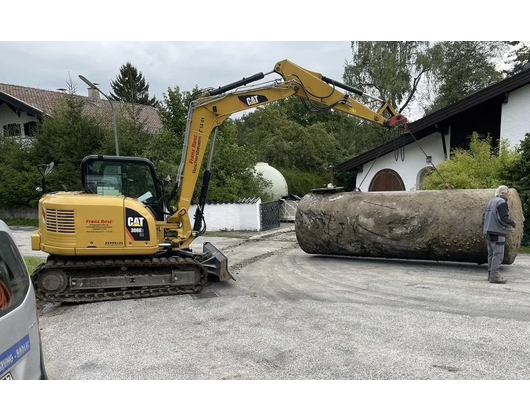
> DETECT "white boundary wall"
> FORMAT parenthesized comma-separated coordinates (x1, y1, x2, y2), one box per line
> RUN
(189, 200, 262, 231)
(1, 202, 264, 231)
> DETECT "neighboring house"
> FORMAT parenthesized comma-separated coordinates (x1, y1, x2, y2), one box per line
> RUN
(0, 83, 163, 144)
(337, 66, 530, 192)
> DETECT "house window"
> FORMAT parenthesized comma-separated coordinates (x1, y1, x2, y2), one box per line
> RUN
(3, 123, 21, 137)
(24, 121, 38, 137)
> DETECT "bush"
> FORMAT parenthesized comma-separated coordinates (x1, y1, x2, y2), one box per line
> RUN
(422, 133, 529, 246)
(279, 168, 327, 197)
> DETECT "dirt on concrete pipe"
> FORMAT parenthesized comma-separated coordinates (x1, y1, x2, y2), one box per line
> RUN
(295, 188, 524, 265)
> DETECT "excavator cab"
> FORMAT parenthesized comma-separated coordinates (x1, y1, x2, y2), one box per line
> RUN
(81, 155, 165, 221)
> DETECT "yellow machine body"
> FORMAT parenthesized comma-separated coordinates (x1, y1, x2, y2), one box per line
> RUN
(32, 192, 160, 256)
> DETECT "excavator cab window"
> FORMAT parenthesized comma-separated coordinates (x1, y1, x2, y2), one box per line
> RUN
(81, 156, 165, 221)
(84, 161, 123, 196)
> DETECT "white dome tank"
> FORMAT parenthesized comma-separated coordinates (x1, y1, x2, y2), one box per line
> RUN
(254, 162, 288, 200)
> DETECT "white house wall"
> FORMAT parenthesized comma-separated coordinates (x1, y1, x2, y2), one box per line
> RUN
(0, 103, 39, 133)
(355, 131, 449, 191)
(500, 84, 530, 148)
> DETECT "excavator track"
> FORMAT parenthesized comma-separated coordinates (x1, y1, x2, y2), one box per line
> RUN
(31, 255, 208, 303)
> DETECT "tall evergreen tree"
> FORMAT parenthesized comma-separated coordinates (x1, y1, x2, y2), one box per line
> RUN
(109, 62, 157, 106)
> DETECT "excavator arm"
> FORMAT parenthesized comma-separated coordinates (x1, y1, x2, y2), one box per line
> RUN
(275, 60, 406, 127)
(165, 59, 407, 249)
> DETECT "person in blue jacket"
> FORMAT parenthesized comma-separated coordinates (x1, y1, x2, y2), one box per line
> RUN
(482, 186, 517, 284)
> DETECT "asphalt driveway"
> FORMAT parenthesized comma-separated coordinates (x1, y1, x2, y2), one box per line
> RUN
(11, 226, 530, 380)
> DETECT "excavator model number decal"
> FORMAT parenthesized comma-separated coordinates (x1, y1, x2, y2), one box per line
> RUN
(125, 209, 150, 241)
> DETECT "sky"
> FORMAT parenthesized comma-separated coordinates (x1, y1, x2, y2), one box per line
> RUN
(0, 41, 355, 103)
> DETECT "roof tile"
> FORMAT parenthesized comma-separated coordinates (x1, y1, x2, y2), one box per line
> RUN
(0, 83, 163, 134)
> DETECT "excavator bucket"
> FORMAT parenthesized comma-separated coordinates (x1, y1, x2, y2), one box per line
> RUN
(201, 242, 234, 281)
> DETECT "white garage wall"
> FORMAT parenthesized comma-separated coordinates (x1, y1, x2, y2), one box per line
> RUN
(355, 130, 450, 191)
(500, 84, 530, 149)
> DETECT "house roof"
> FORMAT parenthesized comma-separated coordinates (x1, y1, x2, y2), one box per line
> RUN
(337, 68, 530, 172)
(0, 83, 163, 134)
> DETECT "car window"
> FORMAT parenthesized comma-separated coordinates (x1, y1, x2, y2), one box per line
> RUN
(0, 231, 30, 318)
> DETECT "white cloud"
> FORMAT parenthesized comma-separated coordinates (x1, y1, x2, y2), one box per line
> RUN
(0, 41, 354, 102)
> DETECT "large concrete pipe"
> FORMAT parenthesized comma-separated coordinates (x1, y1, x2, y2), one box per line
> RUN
(295, 188, 524, 264)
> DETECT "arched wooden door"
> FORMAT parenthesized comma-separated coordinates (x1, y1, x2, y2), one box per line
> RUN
(369, 169, 405, 191)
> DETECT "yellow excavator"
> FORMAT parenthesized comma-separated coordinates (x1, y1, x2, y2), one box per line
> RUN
(31, 59, 407, 303)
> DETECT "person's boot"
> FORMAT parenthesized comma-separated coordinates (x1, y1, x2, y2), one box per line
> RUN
(489, 274, 507, 284)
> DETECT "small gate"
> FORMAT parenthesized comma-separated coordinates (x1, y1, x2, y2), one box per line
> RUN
(259, 200, 281, 231)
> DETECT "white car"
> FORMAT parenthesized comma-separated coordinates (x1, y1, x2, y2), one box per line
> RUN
(0, 220, 47, 380)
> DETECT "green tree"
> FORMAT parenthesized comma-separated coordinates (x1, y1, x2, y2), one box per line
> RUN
(236, 104, 340, 172)
(278, 168, 327, 197)
(147, 85, 273, 204)
(422, 133, 519, 190)
(343, 41, 433, 114)
(157, 85, 200, 140)
(0, 138, 41, 207)
(265, 96, 391, 157)
(235, 98, 395, 192)
(111, 105, 154, 157)
(504, 41, 530, 76)
(202, 120, 272, 203)
(235, 103, 348, 196)
(147, 84, 204, 181)
(28, 88, 158, 197)
(29, 92, 109, 192)
(144, 85, 197, 183)
(426, 42, 505, 113)
(110, 62, 157, 106)
(1, 91, 108, 208)
(343, 42, 507, 118)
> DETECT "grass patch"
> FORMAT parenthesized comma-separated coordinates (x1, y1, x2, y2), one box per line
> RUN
(520, 246, 530, 254)
(24, 257, 45, 275)
(4, 218, 39, 227)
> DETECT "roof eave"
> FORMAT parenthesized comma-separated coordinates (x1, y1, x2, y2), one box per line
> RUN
(0, 90, 44, 118)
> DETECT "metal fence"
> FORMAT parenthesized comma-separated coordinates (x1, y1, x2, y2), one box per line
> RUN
(259, 200, 280, 231)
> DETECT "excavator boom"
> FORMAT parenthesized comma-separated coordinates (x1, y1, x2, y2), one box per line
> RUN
(170, 59, 406, 247)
